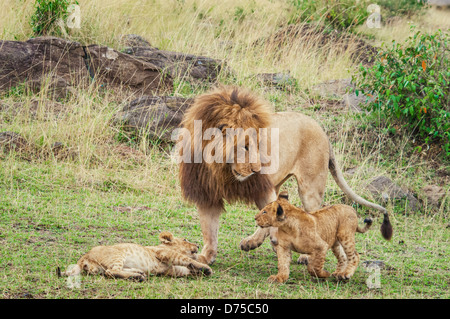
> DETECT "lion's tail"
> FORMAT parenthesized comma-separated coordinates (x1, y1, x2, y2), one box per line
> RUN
(328, 143, 393, 240)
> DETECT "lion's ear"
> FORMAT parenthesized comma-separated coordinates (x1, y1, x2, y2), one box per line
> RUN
(159, 231, 174, 244)
(276, 204, 285, 221)
(278, 191, 289, 201)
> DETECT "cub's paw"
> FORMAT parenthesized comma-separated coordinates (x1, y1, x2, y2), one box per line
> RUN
(200, 266, 213, 276)
(297, 254, 309, 265)
(189, 263, 213, 276)
(130, 274, 146, 282)
(332, 272, 352, 281)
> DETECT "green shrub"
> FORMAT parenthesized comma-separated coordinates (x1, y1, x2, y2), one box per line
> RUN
(288, 0, 427, 31)
(30, 0, 71, 36)
(354, 28, 450, 158)
(289, 0, 370, 30)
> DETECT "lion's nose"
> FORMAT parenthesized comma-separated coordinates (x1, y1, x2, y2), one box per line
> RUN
(251, 165, 261, 173)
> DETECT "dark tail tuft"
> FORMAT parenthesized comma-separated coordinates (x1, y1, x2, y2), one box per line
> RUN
(380, 213, 393, 240)
(56, 267, 62, 278)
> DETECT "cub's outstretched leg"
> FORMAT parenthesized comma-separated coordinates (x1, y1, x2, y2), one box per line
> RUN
(165, 266, 191, 277)
(156, 249, 212, 276)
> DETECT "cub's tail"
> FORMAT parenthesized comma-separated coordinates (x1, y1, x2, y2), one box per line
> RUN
(357, 218, 373, 233)
(356, 215, 393, 241)
(57, 264, 81, 277)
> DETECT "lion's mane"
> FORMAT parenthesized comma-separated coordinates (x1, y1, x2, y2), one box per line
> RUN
(179, 86, 274, 209)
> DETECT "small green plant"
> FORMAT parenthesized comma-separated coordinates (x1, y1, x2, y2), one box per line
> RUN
(30, 0, 72, 36)
(354, 28, 450, 158)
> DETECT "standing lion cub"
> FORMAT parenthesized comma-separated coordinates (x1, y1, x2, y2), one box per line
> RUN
(58, 231, 212, 281)
(255, 192, 392, 283)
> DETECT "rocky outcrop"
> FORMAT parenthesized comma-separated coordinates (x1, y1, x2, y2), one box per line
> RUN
(0, 37, 173, 97)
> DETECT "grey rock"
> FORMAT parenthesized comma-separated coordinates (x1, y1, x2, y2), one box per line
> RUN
(116, 96, 194, 142)
(421, 185, 446, 208)
(367, 176, 420, 211)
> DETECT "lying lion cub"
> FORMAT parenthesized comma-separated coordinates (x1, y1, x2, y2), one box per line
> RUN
(58, 231, 212, 281)
(255, 192, 391, 283)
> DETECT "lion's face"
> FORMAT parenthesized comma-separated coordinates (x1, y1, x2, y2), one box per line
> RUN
(158, 231, 199, 258)
(179, 86, 275, 207)
(229, 135, 262, 181)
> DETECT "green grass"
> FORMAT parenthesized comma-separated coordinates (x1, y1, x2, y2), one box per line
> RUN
(0, 155, 448, 299)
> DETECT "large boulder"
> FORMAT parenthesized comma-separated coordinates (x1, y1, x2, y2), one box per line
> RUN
(0, 37, 173, 97)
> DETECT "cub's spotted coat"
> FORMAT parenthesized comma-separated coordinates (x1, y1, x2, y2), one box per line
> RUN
(58, 232, 212, 281)
(255, 192, 388, 283)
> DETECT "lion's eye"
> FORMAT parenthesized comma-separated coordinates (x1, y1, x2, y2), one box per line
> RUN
(262, 211, 267, 214)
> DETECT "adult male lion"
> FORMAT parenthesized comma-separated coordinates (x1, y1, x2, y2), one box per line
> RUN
(178, 86, 390, 265)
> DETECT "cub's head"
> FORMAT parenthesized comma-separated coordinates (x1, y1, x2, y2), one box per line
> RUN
(255, 191, 290, 228)
(158, 231, 199, 258)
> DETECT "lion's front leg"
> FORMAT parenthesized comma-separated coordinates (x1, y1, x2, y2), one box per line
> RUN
(241, 190, 277, 252)
(240, 226, 270, 251)
(197, 204, 222, 265)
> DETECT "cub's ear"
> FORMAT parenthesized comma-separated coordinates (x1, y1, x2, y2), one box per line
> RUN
(159, 231, 174, 244)
(278, 191, 289, 201)
(276, 204, 285, 221)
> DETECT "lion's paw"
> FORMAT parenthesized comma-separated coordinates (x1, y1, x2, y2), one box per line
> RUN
(267, 275, 287, 283)
(239, 236, 263, 252)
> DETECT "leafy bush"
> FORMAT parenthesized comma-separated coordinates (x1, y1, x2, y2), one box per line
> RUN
(354, 28, 450, 158)
(289, 0, 370, 30)
(30, 0, 71, 36)
(288, 0, 427, 30)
